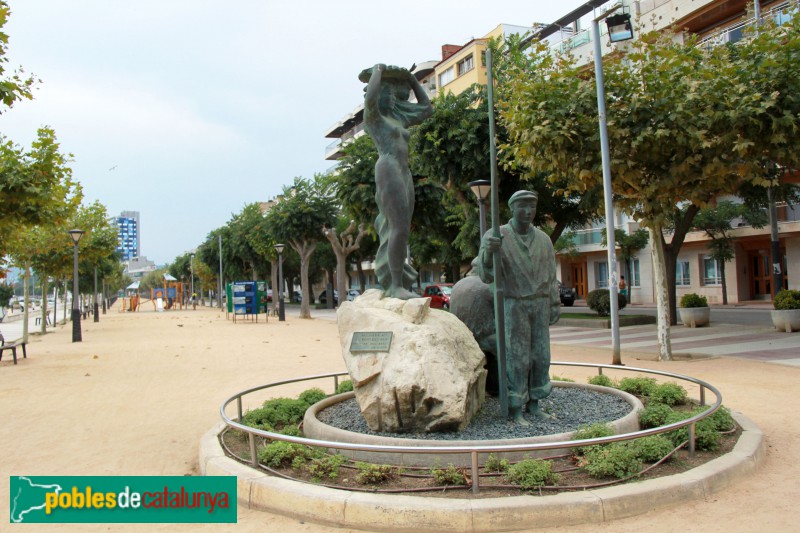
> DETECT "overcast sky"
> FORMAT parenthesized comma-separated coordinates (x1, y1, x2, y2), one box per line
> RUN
(2, 0, 589, 265)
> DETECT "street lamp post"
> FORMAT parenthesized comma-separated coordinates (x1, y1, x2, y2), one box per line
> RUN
(190, 253, 195, 309)
(468, 179, 492, 238)
(218, 234, 223, 310)
(274, 244, 286, 322)
(68, 229, 85, 342)
(592, 5, 633, 365)
(93, 266, 99, 322)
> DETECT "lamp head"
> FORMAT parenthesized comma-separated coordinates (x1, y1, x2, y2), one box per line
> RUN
(606, 13, 634, 42)
(67, 229, 85, 244)
(274, 243, 285, 255)
(467, 180, 492, 202)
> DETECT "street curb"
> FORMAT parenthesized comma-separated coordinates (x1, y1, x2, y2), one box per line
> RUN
(200, 411, 764, 531)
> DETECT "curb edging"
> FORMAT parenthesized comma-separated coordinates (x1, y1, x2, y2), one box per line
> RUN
(199, 411, 764, 531)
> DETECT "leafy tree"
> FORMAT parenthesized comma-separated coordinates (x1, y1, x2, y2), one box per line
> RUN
(1, 127, 82, 258)
(323, 218, 368, 306)
(497, 28, 774, 360)
(692, 200, 767, 305)
(265, 176, 337, 318)
(0, 1, 37, 112)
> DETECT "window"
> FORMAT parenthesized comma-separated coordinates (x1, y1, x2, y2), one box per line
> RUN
(438, 67, 454, 87)
(676, 261, 690, 286)
(457, 55, 474, 76)
(597, 262, 608, 288)
(630, 259, 641, 287)
(702, 257, 721, 285)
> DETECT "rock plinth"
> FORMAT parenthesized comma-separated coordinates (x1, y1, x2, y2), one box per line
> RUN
(337, 289, 486, 433)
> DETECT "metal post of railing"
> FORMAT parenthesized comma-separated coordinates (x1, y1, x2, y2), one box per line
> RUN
(688, 424, 696, 455)
(599, 367, 604, 376)
(249, 433, 258, 467)
(471, 451, 480, 494)
(334, 375, 340, 394)
(700, 386, 706, 407)
(237, 397, 243, 422)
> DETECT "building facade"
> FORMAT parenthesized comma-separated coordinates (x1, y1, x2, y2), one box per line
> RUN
(323, 0, 799, 302)
(550, 0, 800, 304)
(116, 210, 140, 262)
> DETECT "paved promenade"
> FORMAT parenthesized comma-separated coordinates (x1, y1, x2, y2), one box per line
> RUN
(1, 302, 798, 531)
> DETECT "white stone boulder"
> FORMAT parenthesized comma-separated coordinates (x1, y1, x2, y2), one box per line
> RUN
(337, 289, 486, 433)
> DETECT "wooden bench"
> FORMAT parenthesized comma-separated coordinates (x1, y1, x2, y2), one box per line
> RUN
(0, 332, 27, 365)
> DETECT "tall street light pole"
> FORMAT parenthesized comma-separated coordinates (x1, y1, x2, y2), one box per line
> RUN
(190, 253, 195, 309)
(468, 179, 491, 239)
(218, 235, 224, 309)
(275, 244, 286, 322)
(93, 266, 99, 322)
(592, 5, 633, 366)
(68, 229, 85, 342)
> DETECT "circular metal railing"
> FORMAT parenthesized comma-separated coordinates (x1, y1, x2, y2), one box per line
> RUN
(219, 362, 723, 493)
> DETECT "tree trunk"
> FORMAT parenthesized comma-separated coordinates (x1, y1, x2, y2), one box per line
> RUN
(649, 226, 672, 361)
(53, 283, 59, 326)
(665, 204, 700, 326)
(40, 278, 49, 334)
(721, 261, 728, 305)
(270, 259, 278, 309)
(63, 277, 68, 324)
(22, 266, 30, 343)
(292, 239, 317, 319)
(357, 253, 366, 293)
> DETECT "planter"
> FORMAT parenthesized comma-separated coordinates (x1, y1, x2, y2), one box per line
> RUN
(678, 307, 710, 328)
(771, 309, 800, 333)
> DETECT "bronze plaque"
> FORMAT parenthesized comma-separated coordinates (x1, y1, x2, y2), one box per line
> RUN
(349, 331, 393, 353)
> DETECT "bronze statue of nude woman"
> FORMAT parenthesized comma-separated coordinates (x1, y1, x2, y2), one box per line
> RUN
(359, 64, 432, 299)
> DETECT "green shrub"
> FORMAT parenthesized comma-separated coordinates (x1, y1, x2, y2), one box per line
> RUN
(506, 459, 559, 489)
(572, 423, 614, 456)
(355, 462, 398, 484)
(290, 455, 307, 471)
(307, 454, 347, 482)
(243, 397, 309, 431)
(551, 374, 575, 382)
(276, 425, 301, 437)
(649, 382, 688, 406)
(638, 403, 674, 429)
(632, 435, 675, 463)
(663, 409, 721, 451)
(584, 443, 642, 479)
(587, 374, 615, 388)
(483, 453, 510, 473)
(617, 377, 657, 397)
(258, 441, 314, 468)
(699, 405, 736, 432)
(431, 463, 468, 486)
(335, 380, 354, 394)
(680, 293, 708, 308)
(586, 289, 628, 316)
(298, 387, 327, 406)
(773, 289, 800, 310)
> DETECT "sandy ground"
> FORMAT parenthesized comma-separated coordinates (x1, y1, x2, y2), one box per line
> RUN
(1, 302, 798, 532)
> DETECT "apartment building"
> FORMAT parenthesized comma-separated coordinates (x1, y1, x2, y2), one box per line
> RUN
(116, 210, 140, 262)
(550, 0, 800, 304)
(323, 0, 799, 301)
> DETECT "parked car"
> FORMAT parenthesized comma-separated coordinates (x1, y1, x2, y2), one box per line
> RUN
(292, 290, 302, 303)
(558, 281, 576, 306)
(345, 289, 361, 301)
(319, 290, 339, 305)
(423, 283, 453, 309)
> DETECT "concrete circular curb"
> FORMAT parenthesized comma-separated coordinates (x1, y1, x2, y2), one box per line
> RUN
(302, 383, 644, 467)
(199, 411, 764, 531)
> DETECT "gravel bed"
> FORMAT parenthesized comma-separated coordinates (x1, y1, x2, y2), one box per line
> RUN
(316, 387, 632, 441)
